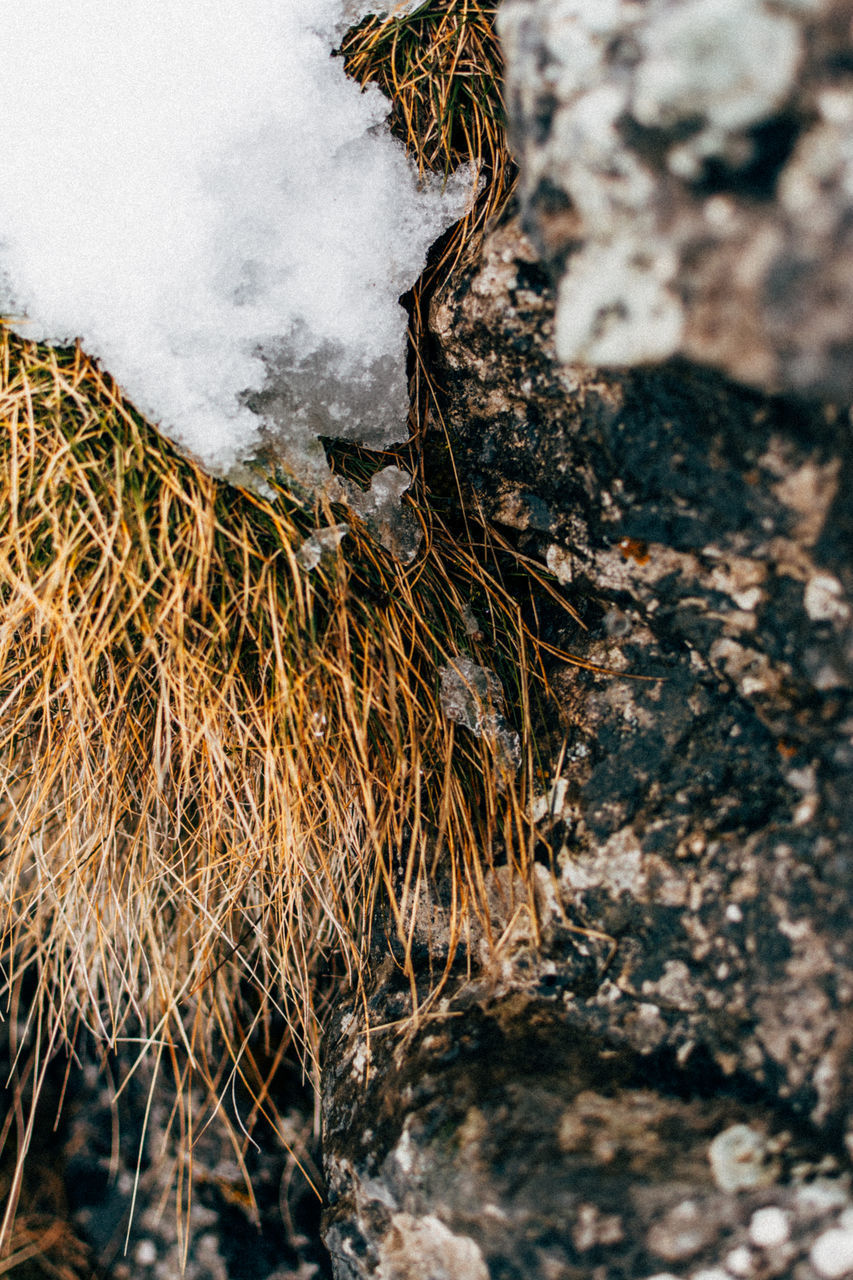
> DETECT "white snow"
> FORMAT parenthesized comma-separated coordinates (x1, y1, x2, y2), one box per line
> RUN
(0, 0, 471, 490)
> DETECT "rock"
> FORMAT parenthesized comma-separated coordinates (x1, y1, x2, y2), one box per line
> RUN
(323, 995, 853, 1279)
(430, 213, 853, 1134)
(321, 214, 853, 1275)
(497, 0, 853, 400)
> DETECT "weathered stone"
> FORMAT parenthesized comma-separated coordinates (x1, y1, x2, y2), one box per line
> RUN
(323, 994, 853, 1279)
(431, 215, 853, 1128)
(497, 0, 853, 400)
(321, 215, 853, 1276)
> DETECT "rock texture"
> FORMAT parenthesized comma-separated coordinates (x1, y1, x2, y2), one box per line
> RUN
(497, 0, 853, 400)
(324, 997, 853, 1280)
(321, 216, 853, 1277)
(429, 217, 853, 1129)
(0, 1026, 329, 1280)
(321, 2, 853, 1270)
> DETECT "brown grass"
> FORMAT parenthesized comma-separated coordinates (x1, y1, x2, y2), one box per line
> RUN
(0, 2, 542, 1253)
(342, 0, 515, 301)
(0, 327, 578, 1248)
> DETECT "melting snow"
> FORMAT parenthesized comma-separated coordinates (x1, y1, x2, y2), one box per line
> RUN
(0, 0, 471, 501)
(440, 658, 522, 772)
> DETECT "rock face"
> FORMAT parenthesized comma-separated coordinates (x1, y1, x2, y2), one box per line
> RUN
(319, 2, 853, 1274)
(429, 216, 853, 1126)
(497, 0, 853, 400)
(321, 215, 853, 1276)
(324, 998, 853, 1279)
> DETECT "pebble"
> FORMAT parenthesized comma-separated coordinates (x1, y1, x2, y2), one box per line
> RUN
(749, 1207, 790, 1248)
(725, 1246, 754, 1275)
(797, 1181, 851, 1213)
(811, 1228, 853, 1278)
(134, 1240, 157, 1268)
(708, 1124, 776, 1192)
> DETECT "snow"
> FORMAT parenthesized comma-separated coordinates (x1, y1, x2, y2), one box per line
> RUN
(296, 524, 350, 571)
(0, 0, 471, 492)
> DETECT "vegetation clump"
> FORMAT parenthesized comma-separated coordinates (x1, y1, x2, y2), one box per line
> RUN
(0, 0, 549, 1256)
(342, 0, 511, 217)
(0, 335, 556, 1239)
(342, 0, 515, 390)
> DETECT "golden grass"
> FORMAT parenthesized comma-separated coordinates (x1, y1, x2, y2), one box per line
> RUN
(0, 1140, 92, 1280)
(0, 1, 536, 1252)
(342, 1, 510, 188)
(342, 0, 517, 494)
(0, 328, 572, 1247)
(342, 0, 514, 270)
(0, 1206, 92, 1280)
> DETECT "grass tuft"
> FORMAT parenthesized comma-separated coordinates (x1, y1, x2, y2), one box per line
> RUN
(341, 0, 514, 260)
(342, 0, 516, 479)
(0, 328, 572, 1247)
(1, 2, 536, 1253)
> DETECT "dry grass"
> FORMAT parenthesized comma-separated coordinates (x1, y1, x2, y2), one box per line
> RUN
(0, 1207, 93, 1280)
(342, 0, 517, 487)
(342, 0, 514, 270)
(0, 329, 571, 1249)
(0, 1151, 93, 1280)
(342, 1, 510, 190)
(0, 1, 541, 1256)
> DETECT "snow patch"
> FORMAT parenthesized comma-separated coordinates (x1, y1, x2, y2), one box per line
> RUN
(0, 0, 471, 494)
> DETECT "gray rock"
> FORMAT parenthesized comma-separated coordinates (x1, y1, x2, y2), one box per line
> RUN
(430, 215, 853, 1132)
(323, 996, 853, 1279)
